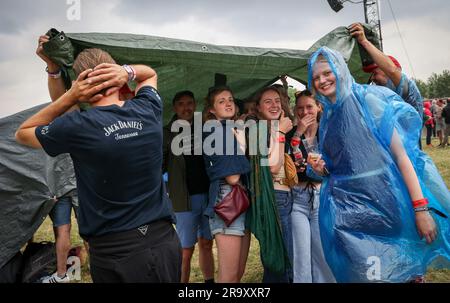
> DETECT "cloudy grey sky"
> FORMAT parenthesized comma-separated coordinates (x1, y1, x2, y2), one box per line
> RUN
(0, 0, 449, 118)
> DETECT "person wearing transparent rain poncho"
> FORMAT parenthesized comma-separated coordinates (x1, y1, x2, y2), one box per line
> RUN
(306, 47, 450, 283)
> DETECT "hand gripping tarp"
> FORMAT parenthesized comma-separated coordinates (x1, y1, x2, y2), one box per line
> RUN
(308, 47, 450, 282)
(42, 28, 76, 90)
(0, 105, 76, 269)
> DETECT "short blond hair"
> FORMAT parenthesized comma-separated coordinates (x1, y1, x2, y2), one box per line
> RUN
(73, 48, 116, 77)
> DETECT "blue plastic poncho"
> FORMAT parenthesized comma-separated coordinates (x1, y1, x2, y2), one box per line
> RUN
(308, 47, 450, 283)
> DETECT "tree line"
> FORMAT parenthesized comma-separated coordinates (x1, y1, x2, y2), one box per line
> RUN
(414, 70, 450, 99)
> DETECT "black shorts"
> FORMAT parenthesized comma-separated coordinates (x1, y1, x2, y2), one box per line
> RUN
(88, 220, 182, 283)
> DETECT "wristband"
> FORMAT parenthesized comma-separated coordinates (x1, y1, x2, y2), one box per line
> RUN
(130, 66, 136, 81)
(278, 136, 286, 143)
(46, 66, 61, 79)
(278, 130, 286, 135)
(414, 206, 429, 213)
(412, 198, 429, 208)
(123, 64, 136, 82)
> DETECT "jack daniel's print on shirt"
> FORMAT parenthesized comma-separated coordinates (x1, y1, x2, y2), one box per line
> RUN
(35, 86, 174, 238)
(103, 120, 143, 140)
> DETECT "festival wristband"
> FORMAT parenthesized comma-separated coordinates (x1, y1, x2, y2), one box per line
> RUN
(414, 206, 429, 213)
(412, 198, 429, 208)
(46, 66, 62, 79)
(278, 136, 286, 143)
(123, 64, 136, 81)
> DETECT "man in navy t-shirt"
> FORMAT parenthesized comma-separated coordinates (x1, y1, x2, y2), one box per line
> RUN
(16, 48, 181, 283)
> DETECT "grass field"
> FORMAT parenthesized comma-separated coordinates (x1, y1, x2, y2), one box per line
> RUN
(33, 137, 450, 283)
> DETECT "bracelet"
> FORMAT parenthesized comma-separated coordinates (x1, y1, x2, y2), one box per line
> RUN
(412, 198, 429, 208)
(278, 136, 286, 143)
(414, 206, 429, 213)
(278, 130, 286, 135)
(130, 66, 136, 81)
(123, 64, 136, 82)
(46, 66, 62, 79)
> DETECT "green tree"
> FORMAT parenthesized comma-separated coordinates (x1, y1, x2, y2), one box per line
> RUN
(427, 70, 450, 98)
(413, 70, 450, 99)
(414, 78, 428, 98)
(287, 87, 297, 106)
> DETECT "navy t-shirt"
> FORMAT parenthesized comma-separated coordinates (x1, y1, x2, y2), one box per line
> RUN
(36, 86, 174, 238)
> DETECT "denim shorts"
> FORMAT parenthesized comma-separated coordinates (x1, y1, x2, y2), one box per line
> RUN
(49, 191, 79, 228)
(175, 193, 213, 248)
(209, 182, 246, 237)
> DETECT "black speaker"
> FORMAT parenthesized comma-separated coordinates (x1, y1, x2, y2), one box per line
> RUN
(327, 0, 344, 12)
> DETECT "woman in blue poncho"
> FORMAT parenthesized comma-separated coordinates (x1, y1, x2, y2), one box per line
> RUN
(307, 47, 450, 282)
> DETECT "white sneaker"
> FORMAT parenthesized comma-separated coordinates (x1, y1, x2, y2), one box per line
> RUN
(41, 272, 70, 283)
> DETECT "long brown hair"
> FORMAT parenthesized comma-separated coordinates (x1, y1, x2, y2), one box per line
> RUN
(202, 86, 238, 121)
(254, 86, 294, 121)
(271, 84, 294, 121)
(294, 89, 322, 122)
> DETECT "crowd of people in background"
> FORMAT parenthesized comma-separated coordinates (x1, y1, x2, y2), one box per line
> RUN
(9, 22, 450, 284)
(424, 98, 450, 148)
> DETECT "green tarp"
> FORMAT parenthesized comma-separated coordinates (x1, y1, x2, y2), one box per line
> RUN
(63, 25, 373, 121)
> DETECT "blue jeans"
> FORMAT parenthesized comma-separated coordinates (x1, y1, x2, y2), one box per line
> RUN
(291, 186, 335, 283)
(262, 189, 293, 283)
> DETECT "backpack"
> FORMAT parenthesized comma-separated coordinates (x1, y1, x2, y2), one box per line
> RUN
(21, 242, 57, 283)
